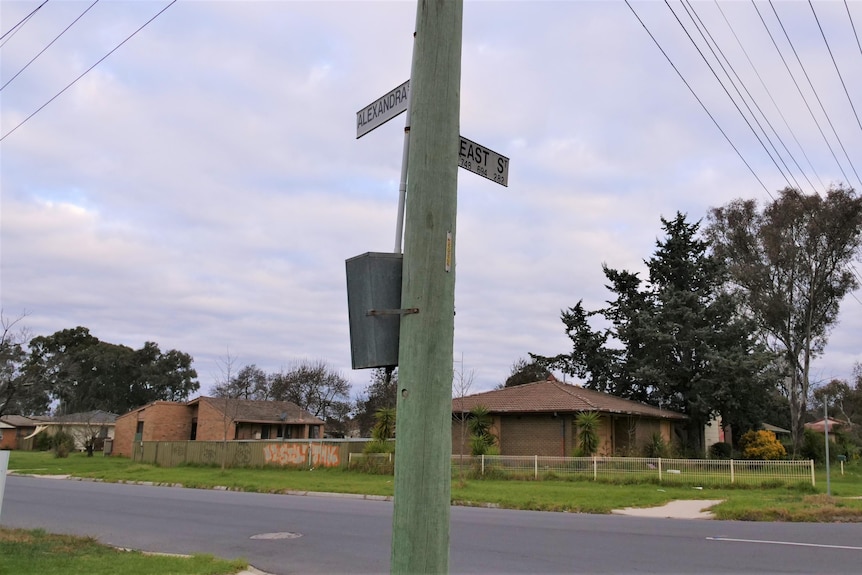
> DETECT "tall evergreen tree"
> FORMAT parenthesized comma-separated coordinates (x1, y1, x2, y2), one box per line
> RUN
(535, 213, 773, 452)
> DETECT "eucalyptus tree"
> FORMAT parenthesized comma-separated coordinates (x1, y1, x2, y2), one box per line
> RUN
(707, 186, 862, 452)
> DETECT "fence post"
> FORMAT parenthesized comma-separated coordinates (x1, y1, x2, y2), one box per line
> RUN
(658, 457, 662, 483)
(730, 459, 735, 484)
(593, 456, 597, 481)
(535, 455, 538, 480)
(481, 454, 485, 476)
(810, 459, 815, 487)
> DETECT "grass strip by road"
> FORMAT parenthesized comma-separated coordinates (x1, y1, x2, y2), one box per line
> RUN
(0, 527, 247, 575)
(8, 451, 862, 521)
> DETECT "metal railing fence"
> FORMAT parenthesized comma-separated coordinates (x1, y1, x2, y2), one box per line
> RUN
(445, 455, 814, 486)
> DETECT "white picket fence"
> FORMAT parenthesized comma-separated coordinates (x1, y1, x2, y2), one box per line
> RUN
(448, 455, 815, 486)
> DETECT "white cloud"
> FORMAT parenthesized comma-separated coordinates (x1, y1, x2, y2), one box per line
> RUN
(1, 0, 859, 400)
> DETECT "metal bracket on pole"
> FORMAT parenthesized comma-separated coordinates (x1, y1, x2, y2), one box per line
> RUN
(367, 308, 419, 316)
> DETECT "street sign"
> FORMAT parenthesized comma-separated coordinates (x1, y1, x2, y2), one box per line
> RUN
(356, 80, 410, 138)
(458, 136, 509, 187)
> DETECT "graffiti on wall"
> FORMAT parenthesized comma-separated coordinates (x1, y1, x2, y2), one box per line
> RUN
(263, 443, 341, 467)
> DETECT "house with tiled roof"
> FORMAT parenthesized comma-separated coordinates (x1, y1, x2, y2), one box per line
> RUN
(452, 377, 687, 457)
(0, 414, 52, 450)
(42, 410, 117, 452)
(113, 396, 324, 457)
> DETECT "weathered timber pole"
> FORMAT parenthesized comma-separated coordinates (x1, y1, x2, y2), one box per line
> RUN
(391, 1, 463, 573)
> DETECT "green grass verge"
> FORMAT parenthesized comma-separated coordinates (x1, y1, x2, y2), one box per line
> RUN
(0, 527, 247, 575)
(8, 451, 862, 521)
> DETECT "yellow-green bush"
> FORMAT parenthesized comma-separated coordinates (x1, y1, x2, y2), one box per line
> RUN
(740, 429, 786, 460)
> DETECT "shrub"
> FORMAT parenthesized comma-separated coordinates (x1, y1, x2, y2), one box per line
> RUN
(575, 411, 600, 456)
(34, 432, 53, 451)
(800, 428, 831, 463)
(51, 431, 76, 458)
(740, 430, 786, 460)
(709, 442, 732, 459)
(468, 405, 496, 456)
(363, 439, 395, 454)
(370, 407, 396, 442)
(643, 432, 671, 458)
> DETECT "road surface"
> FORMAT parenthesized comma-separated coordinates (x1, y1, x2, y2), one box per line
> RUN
(2, 475, 861, 574)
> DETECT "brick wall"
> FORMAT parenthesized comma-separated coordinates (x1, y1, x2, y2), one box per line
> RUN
(195, 399, 236, 441)
(500, 414, 571, 457)
(113, 402, 193, 457)
(0, 427, 16, 450)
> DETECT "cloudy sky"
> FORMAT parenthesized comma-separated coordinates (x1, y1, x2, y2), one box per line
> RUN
(2, 0, 861, 400)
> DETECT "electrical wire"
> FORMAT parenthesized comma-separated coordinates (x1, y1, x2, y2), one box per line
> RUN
(1, 0, 100, 92)
(769, 0, 862, 189)
(714, 0, 826, 194)
(624, 0, 772, 197)
(0, 0, 49, 44)
(808, 1, 862, 141)
(675, 0, 802, 193)
(752, 0, 853, 190)
(0, 0, 176, 142)
(846, 0, 862, 59)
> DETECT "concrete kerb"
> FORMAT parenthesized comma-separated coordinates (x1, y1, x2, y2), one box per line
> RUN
(10, 470, 731, 519)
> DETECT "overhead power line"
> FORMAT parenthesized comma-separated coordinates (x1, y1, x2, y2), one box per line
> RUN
(0, 0, 50, 46)
(768, 0, 862, 189)
(808, 1, 862, 143)
(846, 0, 862, 59)
(0, 0, 176, 142)
(751, 0, 854, 190)
(1, 0, 100, 92)
(713, 0, 826, 194)
(673, 0, 800, 192)
(624, 0, 773, 197)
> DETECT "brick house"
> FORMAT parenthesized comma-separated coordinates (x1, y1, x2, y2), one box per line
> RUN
(452, 378, 687, 457)
(0, 415, 52, 450)
(113, 396, 324, 457)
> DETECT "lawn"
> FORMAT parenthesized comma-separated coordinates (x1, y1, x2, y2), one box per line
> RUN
(0, 527, 247, 575)
(6, 451, 862, 521)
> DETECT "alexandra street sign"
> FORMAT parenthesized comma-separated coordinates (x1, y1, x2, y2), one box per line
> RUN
(356, 80, 410, 138)
(458, 136, 509, 187)
(356, 81, 510, 186)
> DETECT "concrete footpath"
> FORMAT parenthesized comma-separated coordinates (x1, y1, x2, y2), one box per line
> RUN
(612, 499, 724, 519)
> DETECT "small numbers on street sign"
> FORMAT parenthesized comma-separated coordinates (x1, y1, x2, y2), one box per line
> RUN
(458, 136, 509, 187)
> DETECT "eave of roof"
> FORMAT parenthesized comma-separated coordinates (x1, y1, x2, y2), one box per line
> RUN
(452, 380, 687, 420)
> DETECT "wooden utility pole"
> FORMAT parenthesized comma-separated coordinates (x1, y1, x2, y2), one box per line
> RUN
(391, 1, 463, 573)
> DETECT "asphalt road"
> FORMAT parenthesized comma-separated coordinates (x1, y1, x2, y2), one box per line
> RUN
(2, 475, 861, 574)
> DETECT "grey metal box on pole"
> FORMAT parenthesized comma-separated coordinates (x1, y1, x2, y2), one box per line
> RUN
(345, 252, 403, 369)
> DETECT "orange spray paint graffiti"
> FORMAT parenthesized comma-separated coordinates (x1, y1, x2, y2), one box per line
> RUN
(263, 443, 341, 467)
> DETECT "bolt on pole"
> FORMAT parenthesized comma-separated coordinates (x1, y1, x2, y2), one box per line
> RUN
(390, 1, 463, 573)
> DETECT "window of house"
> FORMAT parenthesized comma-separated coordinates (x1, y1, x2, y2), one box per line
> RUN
(190, 420, 197, 440)
(261, 424, 270, 440)
(310, 425, 320, 439)
(135, 421, 144, 442)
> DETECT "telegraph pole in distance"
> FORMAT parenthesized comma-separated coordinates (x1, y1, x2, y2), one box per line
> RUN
(390, 1, 463, 573)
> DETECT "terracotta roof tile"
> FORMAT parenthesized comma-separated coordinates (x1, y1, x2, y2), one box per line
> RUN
(195, 396, 325, 425)
(452, 380, 686, 420)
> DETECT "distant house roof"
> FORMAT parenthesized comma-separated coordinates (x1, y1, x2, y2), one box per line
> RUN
(761, 423, 791, 435)
(804, 418, 849, 432)
(0, 414, 52, 427)
(50, 410, 118, 425)
(189, 396, 325, 426)
(452, 378, 687, 420)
